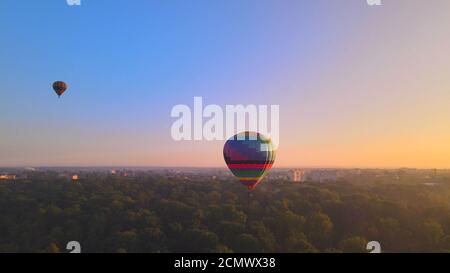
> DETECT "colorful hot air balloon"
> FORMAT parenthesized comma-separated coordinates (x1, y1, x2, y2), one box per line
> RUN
(223, 131, 276, 190)
(52, 81, 68, 98)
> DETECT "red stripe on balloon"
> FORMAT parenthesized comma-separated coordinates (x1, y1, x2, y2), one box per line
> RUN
(227, 164, 273, 169)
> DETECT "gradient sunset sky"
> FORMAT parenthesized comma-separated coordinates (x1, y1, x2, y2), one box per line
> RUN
(1, 0, 449, 168)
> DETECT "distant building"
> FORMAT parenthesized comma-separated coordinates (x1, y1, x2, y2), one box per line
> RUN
(292, 169, 306, 182)
(309, 170, 339, 182)
(71, 175, 79, 182)
(114, 169, 133, 177)
(0, 174, 16, 180)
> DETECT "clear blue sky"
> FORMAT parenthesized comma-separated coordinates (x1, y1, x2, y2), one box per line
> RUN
(1, 0, 449, 168)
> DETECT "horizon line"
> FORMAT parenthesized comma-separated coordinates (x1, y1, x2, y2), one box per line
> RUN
(0, 165, 449, 170)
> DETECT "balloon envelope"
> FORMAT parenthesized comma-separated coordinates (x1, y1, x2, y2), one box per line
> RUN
(52, 81, 68, 97)
(223, 131, 276, 190)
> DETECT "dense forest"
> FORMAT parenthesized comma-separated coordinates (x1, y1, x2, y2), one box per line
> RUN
(1, 172, 450, 253)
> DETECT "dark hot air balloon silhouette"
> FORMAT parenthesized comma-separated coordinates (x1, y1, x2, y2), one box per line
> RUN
(223, 131, 276, 191)
(52, 81, 68, 98)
